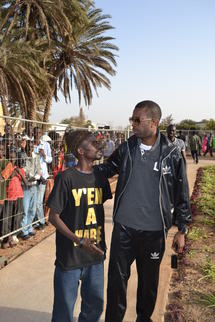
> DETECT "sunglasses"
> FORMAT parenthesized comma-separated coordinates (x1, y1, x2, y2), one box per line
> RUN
(129, 117, 152, 124)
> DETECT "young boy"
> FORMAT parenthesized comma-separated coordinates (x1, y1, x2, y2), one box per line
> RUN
(47, 130, 112, 322)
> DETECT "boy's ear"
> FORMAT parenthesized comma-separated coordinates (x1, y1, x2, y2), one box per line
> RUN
(77, 147, 84, 156)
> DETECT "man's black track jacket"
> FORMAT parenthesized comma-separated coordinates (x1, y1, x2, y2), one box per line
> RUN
(97, 132, 192, 233)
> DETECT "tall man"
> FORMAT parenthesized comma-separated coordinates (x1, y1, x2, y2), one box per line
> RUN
(99, 100, 191, 322)
(34, 127, 52, 228)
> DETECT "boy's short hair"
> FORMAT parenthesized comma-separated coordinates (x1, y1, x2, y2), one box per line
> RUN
(65, 130, 92, 158)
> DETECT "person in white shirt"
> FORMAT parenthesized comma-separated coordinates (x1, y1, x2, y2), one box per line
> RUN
(34, 127, 52, 228)
(103, 133, 115, 160)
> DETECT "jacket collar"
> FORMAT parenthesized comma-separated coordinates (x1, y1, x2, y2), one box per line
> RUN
(127, 131, 177, 161)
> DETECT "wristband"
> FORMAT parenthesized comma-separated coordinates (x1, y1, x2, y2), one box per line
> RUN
(179, 226, 188, 235)
(79, 238, 84, 248)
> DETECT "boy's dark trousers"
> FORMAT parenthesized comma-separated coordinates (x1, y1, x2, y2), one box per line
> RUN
(105, 223, 165, 322)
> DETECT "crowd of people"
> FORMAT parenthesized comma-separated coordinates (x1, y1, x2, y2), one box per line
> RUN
(0, 123, 54, 248)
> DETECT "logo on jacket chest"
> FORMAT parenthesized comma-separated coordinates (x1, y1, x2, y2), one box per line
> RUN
(162, 165, 171, 175)
(153, 161, 159, 172)
(153, 162, 172, 175)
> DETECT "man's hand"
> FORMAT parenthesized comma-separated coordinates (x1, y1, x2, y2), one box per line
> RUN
(172, 231, 185, 254)
(81, 238, 104, 257)
(11, 169, 18, 178)
(28, 177, 36, 182)
(39, 148, 46, 159)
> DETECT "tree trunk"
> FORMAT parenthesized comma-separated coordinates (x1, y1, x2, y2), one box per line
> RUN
(43, 90, 53, 123)
(0, 96, 9, 116)
(27, 98, 36, 121)
(43, 66, 62, 124)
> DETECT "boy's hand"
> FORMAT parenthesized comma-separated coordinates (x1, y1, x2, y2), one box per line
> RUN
(81, 238, 104, 257)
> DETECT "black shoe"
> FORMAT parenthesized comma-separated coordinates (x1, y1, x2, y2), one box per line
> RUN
(29, 231, 36, 236)
(38, 224, 46, 230)
(22, 234, 30, 240)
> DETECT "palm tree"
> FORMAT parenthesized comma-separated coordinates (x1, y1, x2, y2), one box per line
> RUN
(0, 0, 90, 119)
(43, 6, 118, 122)
(0, 1, 118, 123)
(0, 0, 88, 42)
(0, 37, 51, 119)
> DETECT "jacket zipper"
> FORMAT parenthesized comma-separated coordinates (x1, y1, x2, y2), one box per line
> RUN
(159, 146, 177, 239)
(113, 141, 177, 239)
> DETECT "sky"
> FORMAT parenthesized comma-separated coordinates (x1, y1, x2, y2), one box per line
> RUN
(50, 0, 215, 128)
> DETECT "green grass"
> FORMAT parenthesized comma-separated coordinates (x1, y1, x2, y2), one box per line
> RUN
(196, 166, 215, 219)
(188, 250, 196, 259)
(188, 227, 203, 241)
(200, 216, 215, 226)
(199, 293, 215, 308)
(203, 246, 215, 254)
(199, 256, 215, 281)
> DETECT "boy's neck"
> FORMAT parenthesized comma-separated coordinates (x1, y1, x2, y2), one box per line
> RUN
(75, 160, 94, 174)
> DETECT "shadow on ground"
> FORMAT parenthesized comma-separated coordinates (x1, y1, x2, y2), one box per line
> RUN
(0, 307, 131, 322)
(0, 306, 132, 322)
(0, 307, 52, 322)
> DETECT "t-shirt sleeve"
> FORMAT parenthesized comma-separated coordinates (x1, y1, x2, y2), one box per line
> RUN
(46, 173, 69, 214)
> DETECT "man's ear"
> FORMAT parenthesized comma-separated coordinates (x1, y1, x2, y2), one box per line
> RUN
(153, 119, 159, 127)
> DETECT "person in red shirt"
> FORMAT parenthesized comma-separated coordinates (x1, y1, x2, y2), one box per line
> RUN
(3, 149, 27, 247)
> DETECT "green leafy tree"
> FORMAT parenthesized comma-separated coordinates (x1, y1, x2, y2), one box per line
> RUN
(205, 119, 215, 130)
(176, 119, 200, 130)
(159, 114, 174, 131)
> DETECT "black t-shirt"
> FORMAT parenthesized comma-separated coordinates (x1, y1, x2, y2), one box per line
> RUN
(47, 167, 112, 270)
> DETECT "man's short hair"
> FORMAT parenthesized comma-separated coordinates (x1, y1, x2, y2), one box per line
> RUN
(64, 130, 92, 159)
(167, 124, 176, 132)
(134, 100, 162, 121)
